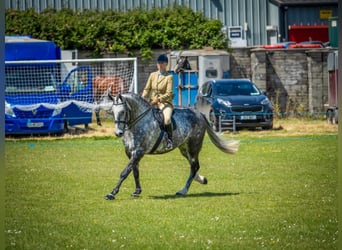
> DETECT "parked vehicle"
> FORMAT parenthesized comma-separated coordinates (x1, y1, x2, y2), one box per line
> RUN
(5, 36, 93, 135)
(195, 79, 274, 131)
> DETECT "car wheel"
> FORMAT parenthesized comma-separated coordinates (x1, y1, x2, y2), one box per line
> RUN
(209, 111, 219, 132)
(326, 109, 333, 123)
(262, 124, 273, 130)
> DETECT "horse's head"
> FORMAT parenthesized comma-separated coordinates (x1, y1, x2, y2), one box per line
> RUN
(111, 93, 129, 137)
(174, 56, 191, 73)
(110, 93, 151, 137)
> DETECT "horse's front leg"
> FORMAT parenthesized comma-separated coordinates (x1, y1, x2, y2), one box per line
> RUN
(105, 149, 144, 200)
(131, 163, 142, 198)
(95, 107, 102, 126)
(94, 94, 102, 126)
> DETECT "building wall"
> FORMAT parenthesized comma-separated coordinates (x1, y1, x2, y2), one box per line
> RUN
(286, 5, 338, 26)
(247, 48, 330, 115)
(268, 2, 338, 42)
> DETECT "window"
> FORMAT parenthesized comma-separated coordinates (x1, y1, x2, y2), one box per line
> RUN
(5, 67, 57, 93)
(206, 69, 218, 78)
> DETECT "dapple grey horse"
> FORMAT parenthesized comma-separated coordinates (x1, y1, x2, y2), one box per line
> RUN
(104, 93, 239, 200)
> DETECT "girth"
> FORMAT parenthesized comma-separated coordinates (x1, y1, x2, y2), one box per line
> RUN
(149, 108, 177, 154)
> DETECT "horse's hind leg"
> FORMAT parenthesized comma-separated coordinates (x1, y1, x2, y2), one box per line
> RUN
(194, 173, 208, 185)
(176, 156, 199, 195)
(176, 145, 207, 195)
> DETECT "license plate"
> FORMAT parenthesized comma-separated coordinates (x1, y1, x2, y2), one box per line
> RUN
(240, 115, 256, 120)
(27, 122, 44, 128)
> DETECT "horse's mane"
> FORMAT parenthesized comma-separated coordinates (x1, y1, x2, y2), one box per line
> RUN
(122, 92, 151, 109)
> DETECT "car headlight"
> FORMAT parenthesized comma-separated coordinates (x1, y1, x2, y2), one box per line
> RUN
(52, 107, 62, 116)
(5, 102, 16, 117)
(217, 98, 232, 107)
(261, 97, 270, 105)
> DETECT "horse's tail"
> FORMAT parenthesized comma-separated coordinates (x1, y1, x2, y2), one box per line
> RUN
(202, 114, 239, 154)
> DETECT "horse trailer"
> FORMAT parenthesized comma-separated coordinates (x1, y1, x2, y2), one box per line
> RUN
(168, 49, 230, 107)
(5, 36, 95, 135)
(326, 50, 338, 124)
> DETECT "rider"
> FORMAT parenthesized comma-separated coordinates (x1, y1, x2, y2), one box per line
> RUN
(142, 54, 174, 149)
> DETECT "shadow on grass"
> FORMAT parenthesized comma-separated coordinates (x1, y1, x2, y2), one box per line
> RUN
(149, 191, 240, 200)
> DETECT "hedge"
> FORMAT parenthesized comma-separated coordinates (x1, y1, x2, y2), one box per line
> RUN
(5, 6, 229, 59)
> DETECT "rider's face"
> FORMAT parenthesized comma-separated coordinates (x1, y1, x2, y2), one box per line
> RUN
(157, 62, 167, 72)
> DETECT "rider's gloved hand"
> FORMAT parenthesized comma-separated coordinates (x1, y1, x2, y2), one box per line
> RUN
(150, 96, 159, 105)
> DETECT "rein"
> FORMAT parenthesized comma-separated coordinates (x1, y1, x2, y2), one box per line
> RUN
(114, 101, 152, 130)
(114, 96, 164, 153)
(126, 107, 152, 129)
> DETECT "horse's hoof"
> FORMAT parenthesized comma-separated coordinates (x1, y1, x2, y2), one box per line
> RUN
(131, 190, 141, 198)
(176, 187, 187, 196)
(202, 177, 208, 185)
(131, 193, 140, 198)
(105, 194, 115, 200)
(175, 191, 186, 196)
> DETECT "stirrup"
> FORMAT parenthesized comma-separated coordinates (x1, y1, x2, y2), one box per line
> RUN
(166, 139, 173, 149)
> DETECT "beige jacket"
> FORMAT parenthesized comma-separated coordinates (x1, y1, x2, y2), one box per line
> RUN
(142, 71, 174, 106)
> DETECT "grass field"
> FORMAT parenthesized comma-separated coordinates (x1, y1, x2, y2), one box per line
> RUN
(5, 119, 338, 249)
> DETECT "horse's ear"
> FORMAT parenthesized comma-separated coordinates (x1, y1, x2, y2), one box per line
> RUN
(115, 93, 120, 103)
(115, 93, 124, 104)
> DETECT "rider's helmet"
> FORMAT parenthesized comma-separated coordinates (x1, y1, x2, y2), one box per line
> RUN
(157, 54, 168, 63)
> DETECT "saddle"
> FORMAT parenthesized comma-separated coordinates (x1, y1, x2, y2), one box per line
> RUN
(152, 108, 176, 130)
(149, 108, 176, 153)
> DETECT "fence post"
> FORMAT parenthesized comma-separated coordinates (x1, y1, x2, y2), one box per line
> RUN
(218, 115, 222, 133)
(232, 116, 237, 134)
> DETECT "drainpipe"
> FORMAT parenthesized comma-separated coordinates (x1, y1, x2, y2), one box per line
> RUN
(284, 5, 288, 41)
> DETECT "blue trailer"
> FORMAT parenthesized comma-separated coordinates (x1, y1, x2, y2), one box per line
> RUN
(168, 49, 230, 107)
(5, 36, 94, 135)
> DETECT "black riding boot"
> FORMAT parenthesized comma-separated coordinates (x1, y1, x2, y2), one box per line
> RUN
(165, 123, 173, 149)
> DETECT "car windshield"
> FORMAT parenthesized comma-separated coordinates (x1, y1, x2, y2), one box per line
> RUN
(5, 67, 58, 94)
(214, 81, 260, 96)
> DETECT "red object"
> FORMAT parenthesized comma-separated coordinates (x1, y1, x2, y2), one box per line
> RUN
(288, 43, 322, 48)
(288, 25, 329, 43)
(263, 44, 285, 49)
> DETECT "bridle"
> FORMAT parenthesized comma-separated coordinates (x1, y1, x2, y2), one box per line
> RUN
(113, 101, 128, 130)
(113, 97, 152, 131)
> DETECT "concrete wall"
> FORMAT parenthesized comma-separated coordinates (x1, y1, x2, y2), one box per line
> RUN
(230, 47, 331, 115)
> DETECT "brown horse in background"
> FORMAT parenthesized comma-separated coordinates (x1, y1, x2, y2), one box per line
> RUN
(93, 76, 125, 125)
